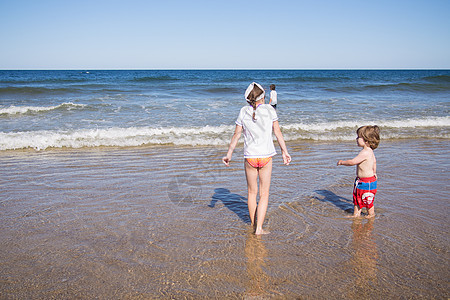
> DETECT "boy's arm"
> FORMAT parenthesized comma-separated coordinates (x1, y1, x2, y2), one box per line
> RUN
(273, 121, 291, 165)
(337, 149, 368, 166)
(222, 125, 242, 166)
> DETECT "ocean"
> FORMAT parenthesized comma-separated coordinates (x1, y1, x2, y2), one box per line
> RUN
(0, 69, 449, 150)
(0, 70, 449, 298)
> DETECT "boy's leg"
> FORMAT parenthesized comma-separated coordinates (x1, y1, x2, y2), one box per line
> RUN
(366, 206, 375, 218)
(352, 182, 362, 218)
(255, 160, 272, 234)
(353, 205, 362, 217)
(245, 160, 259, 226)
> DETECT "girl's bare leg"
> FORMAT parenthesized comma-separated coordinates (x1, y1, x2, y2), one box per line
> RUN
(255, 160, 272, 235)
(245, 160, 259, 227)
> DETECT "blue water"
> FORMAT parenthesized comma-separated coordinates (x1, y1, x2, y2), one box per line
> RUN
(0, 70, 449, 150)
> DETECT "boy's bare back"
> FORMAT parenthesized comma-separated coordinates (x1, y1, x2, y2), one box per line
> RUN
(355, 147, 376, 178)
(337, 135, 377, 178)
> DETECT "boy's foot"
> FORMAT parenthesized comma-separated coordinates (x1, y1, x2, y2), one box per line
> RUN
(346, 213, 362, 218)
(365, 213, 376, 219)
(346, 215, 358, 218)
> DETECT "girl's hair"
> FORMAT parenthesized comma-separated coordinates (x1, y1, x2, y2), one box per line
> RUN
(270, 84, 276, 90)
(357, 125, 380, 149)
(246, 84, 264, 121)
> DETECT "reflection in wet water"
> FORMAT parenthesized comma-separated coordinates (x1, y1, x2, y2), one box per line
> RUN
(348, 218, 378, 298)
(244, 232, 269, 298)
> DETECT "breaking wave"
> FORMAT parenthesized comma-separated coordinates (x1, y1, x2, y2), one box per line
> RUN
(1, 117, 448, 151)
(0, 102, 86, 115)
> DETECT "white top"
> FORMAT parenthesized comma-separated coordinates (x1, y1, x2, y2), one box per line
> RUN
(270, 90, 277, 105)
(235, 104, 278, 158)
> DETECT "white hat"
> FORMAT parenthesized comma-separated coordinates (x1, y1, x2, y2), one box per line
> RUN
(245, 82, 265, 102)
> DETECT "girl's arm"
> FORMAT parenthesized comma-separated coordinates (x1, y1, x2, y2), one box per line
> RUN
(222, 125, 242, 166)
(273, 121, 291, 165)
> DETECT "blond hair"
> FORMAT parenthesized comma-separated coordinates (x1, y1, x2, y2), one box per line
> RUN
(357, 125, 380, 150)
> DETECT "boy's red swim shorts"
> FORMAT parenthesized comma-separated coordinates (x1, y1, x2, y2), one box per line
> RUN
(353, 176, 377, 209)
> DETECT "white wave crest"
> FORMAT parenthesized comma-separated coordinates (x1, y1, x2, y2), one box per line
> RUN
(281, 116, 450, 141)
(0, 125, 234, 151)
(282, 116, 450, 132)
(0, 102, 86, 115)
(0, 116, 448, 151)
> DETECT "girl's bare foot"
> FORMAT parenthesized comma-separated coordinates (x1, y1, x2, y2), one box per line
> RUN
(255, 229, 270, 235)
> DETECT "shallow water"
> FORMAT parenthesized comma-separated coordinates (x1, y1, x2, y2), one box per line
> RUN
(0, 139, 448, 298)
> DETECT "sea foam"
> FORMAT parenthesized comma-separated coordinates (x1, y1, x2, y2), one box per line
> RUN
(0, 116, 448, 151)
(0, 125, 233, 151)
(0, 102, 86, 115)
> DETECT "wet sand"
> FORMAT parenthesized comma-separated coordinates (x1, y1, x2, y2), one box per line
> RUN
(0, 139, 449, 298)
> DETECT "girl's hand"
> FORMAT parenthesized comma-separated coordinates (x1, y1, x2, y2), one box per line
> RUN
(282, 152, 291, 165)
(222, 156, 231, 166)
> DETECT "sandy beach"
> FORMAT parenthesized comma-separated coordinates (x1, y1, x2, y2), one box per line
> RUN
(1, 138, 448, 298)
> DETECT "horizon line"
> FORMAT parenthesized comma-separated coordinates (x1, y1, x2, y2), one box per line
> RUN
(1, 68, 449, 71)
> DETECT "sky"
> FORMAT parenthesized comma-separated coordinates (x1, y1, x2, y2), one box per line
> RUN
(0, 0, 449, 69)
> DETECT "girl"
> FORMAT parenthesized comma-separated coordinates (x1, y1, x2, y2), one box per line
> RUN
(223, 82, 291, 234)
